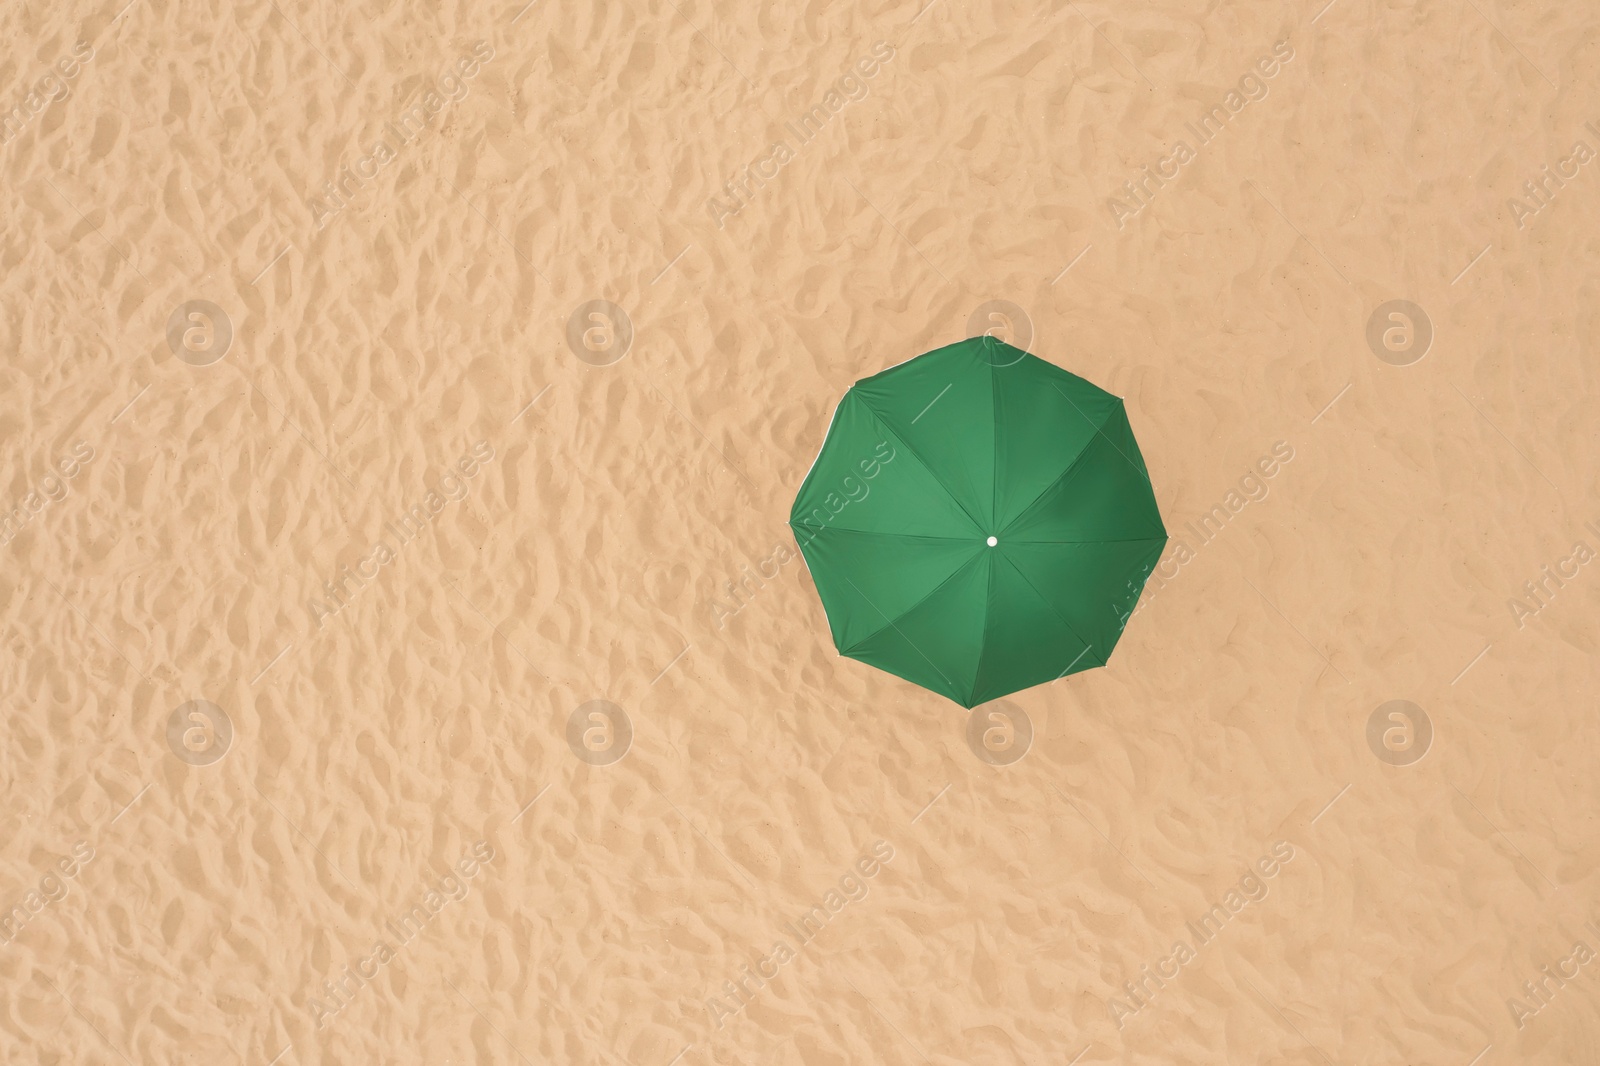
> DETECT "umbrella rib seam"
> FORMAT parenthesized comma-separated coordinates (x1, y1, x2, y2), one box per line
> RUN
(969, 546, 999, 706)
(1051, 382, 1159, 488)
(853, 393, 989, 535)
(1005, 536, 1169, 546)
(990, 350, 1001, 531)
(996, 402, 1118, 536)
(996, 553, 1104, 674)
(789, 526, 990, 546)
(839, 555, 983, 682)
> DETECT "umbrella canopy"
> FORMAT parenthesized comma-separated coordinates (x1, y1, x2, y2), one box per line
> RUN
(790, 336, 1167, 707)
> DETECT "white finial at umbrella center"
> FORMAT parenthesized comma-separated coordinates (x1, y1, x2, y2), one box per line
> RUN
(987, 536, 998, 547)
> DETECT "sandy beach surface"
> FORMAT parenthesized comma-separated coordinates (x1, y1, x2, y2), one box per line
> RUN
(3, 0, 1600, 1063)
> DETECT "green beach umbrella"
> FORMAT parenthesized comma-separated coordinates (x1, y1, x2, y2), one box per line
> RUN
(789, 336, 1167, 707)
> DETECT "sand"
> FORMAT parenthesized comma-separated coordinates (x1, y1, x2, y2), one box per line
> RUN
(3, 0, 1599, 1063)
